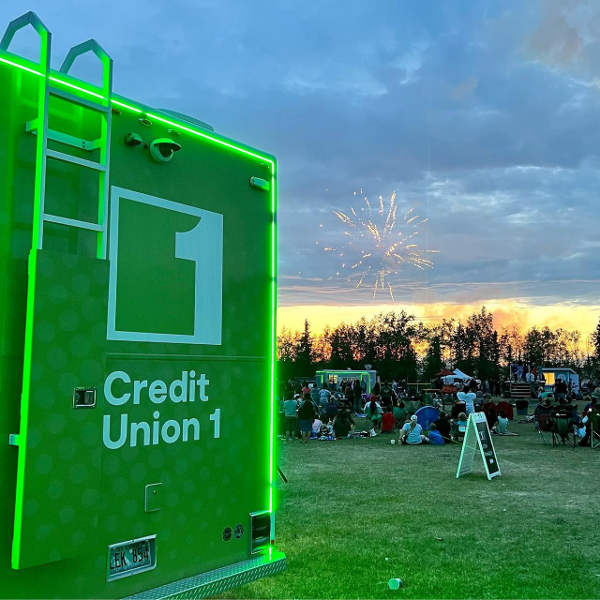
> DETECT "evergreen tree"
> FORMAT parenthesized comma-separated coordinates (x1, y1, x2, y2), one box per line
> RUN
(295, 319, 313, 375)
(593, 317, 600, 358)
(423, 335, 444, 381)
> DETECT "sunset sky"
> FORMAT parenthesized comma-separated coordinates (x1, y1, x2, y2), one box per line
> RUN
(5, 0, 600, 338)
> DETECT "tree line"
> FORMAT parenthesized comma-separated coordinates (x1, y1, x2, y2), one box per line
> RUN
(277, 307, 600, 383)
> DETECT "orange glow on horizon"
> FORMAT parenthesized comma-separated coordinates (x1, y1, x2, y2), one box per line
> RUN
(278, 300, 600, 341)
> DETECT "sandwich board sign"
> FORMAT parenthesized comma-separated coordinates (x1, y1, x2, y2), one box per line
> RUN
(456, 412, 501, 480)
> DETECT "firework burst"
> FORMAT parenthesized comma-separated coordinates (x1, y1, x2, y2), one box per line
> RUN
(323, 190, 439, 300)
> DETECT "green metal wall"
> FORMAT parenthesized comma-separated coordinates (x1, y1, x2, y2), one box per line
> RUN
(0, 54, 279, 598)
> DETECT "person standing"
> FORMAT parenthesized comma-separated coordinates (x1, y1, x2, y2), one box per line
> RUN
(380, 381, 395, 408)
(319, 383, 331, 414)
(298, 395, 315, 444)
(555, 378, 568, 402)
(283, 392, 298, 442)
(310, 383, 320, 410)
(353, 379, 363, 415)
(344, 381, 354, 408)
(457, 385, 476, 415)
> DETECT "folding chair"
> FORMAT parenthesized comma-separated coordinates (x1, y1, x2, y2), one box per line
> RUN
(535, 413, 553, 444)
(551, 414, 576, 449)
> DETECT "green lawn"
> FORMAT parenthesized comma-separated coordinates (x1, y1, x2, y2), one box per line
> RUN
(220, 416, 600, 599)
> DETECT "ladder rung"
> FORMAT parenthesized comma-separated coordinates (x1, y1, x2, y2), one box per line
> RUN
(26, 121, 101, 152)
(47, 149, 106, 172)
(48, 85, 109, 113)
(44, 213, 104, 233)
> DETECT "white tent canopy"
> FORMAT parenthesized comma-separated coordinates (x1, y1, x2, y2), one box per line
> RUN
(452, 369, 473, 381)
(442, 369, 474, 385)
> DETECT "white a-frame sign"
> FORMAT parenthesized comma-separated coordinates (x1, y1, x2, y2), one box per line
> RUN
(456, 412, 501, 480)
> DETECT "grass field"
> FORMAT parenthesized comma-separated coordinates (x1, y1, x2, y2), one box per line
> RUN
(219, 413, 600, 599)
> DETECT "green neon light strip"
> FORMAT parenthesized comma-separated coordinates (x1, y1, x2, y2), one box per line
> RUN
(112, 99, 142, 113)
(0, 51, 275, 165)
(49, 75, 104, 99)
(0, 55, 43, 76)
(269, 165, 276, 515)
(10, 29, 51, 570)
(319, 370, 371, 374)
(147, 112, 273, 164)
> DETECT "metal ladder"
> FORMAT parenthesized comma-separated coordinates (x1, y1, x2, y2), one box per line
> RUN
(0, 11, 113, 259)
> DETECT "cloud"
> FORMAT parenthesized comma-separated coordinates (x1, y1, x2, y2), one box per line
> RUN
(524, 0, 600, 82)
(450, 76, 478, 100)
(2, 0, 600, 335)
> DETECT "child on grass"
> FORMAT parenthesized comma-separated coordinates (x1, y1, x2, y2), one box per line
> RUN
(454, 412, 468, 441)
(427, 423, 444, 445)
(381, 406, 395, 433)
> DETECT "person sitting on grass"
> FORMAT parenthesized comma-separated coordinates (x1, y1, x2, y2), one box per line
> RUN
(400, 415, 430, 445)
(381, 406, 395, 434)
(333, 408, 355, 438)
(319, 423, 331, 438)
(492, 409, 518, 435)
(584, 391, 599, 413)
(434, 412, 452, 440)
(451, 397, 467, 420)
(311, 414, 323, 438)
(453, 411, 469, 441)
(427, 423, 444, 445)
(325, 394, 339, 421)
(484, 405, 497, 429)
(364, 398, 383, 431)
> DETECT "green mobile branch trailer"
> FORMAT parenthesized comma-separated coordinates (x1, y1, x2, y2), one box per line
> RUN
(0, 11, 285, 599)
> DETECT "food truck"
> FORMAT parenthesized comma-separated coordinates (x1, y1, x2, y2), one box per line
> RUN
(540, 367, 580, 394)
(0, 11, 284, 599)
(315, 369, 378, 393)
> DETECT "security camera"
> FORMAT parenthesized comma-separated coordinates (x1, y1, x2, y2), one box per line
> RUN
(149, 138, 182, 163)
(124, 132, 144, 146)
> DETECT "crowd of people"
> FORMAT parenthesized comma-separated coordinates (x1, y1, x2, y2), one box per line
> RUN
(279, 371, 600, 447)
(279, 378, 518, 446)
(533, 387, 600, 446)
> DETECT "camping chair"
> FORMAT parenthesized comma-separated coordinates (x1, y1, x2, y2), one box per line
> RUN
(550, 414, 575, 449)
(535, 413, 553, 444)
(496, 401, 514, 421)
(404, 399, 418, 415)
(442, 394, 455, 411)
(452, 419, 468, 443)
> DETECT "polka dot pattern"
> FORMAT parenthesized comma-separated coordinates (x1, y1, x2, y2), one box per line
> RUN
(3, 122, 276, 596)
(13, 250, 108, 569)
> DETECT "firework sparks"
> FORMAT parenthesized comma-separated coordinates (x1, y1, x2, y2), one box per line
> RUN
(325, 191, 440, 300)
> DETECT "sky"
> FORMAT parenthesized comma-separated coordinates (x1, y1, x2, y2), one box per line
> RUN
(3, 0, 600, 336)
